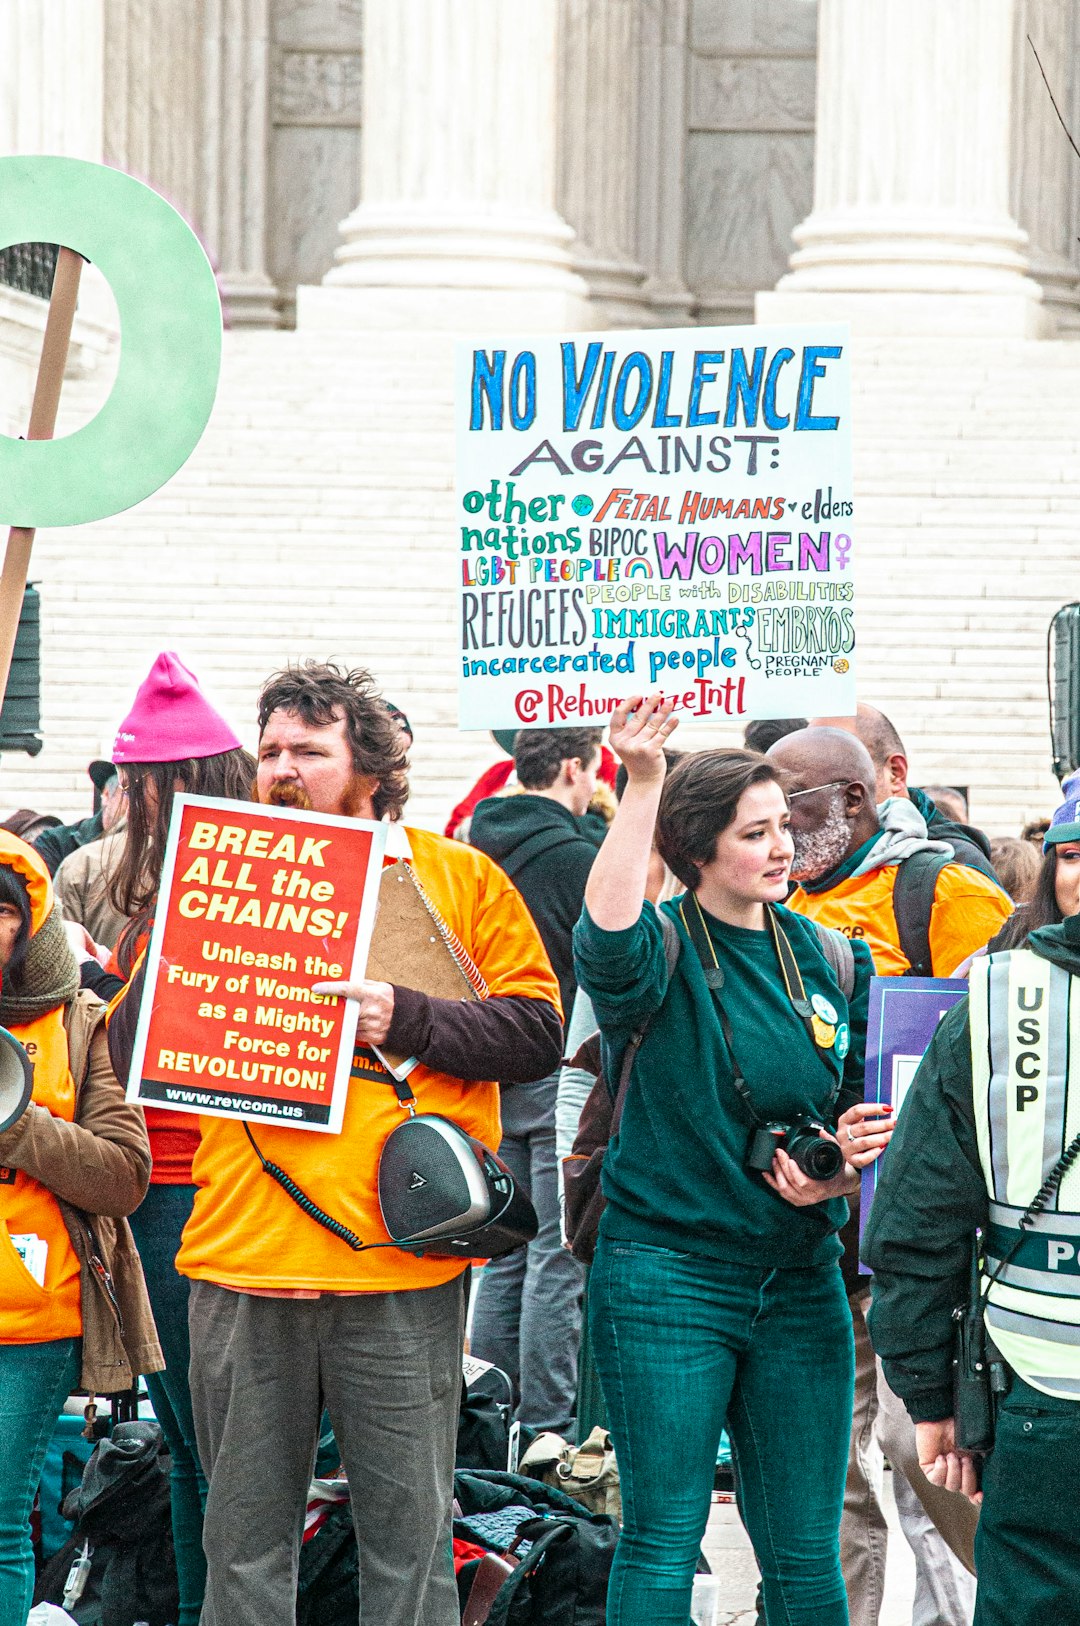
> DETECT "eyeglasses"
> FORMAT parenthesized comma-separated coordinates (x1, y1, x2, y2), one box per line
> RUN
(786, 780, 847, 802)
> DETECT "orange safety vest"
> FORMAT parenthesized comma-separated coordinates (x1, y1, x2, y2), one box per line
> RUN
(0, 1004, 82, 1342)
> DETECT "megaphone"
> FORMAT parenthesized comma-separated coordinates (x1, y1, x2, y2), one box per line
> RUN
(378, 1115, 538, 1259)
(0, 1026, 34, 1133)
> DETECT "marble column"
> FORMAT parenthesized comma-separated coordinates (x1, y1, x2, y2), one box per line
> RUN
(0, 0, 104, 159)
(557, 0, 651, 327)
(634, 0, 694, 327)
(1011, 0, 1080, 334)
(200, 0, 280, 327)
(758, 0, 1043, 336)
(103, 0, 200, 219)
(0, 1, 109, 392)
(306, 0, 590, 331)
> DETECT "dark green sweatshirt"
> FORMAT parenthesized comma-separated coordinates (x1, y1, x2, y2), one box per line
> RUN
(864, 914, 1080, 1421)
(572, 897, 873, 1268)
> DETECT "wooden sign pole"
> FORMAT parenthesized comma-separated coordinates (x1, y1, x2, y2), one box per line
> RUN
(0, 245, 83, 710)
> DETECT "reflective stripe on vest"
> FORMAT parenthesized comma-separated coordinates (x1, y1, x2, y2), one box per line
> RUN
(970, 950, 1080, 1399)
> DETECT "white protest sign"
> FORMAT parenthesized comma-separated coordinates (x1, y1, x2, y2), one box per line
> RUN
(456, 323, 855, 730)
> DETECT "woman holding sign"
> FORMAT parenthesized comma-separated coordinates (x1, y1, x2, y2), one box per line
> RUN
(572, 695, 892, 1626)
(103, 652, 254, 1626)
(0, 829, 159, 1625)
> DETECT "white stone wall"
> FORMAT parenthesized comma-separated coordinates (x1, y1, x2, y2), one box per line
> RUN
(0, 322, 1068, 839)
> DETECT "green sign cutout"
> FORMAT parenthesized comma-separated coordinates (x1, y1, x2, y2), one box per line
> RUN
(0, 156, 222, 528)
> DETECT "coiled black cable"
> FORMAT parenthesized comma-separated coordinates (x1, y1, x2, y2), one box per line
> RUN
(244, 1122, 368, 1251)
(984, 1126, 1080, 1297)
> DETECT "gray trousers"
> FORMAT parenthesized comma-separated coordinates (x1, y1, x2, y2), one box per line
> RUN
(188, 1275, 466, 1626)
(470, 1073, 584, 1436)
(843, 1291, 977, 1626)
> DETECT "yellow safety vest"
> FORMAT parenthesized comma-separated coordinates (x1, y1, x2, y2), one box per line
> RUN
(970, 949, 1080, 1399)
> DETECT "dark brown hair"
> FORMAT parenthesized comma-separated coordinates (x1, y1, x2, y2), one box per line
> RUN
(257, 661, 409, 822)
(513, 728, 603, 791)
(108, 748, 257, 974)
(656, 748, 783, 890)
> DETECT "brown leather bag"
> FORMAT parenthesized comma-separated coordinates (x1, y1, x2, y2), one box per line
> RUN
(561, 1033, 612, 1267)
(462, 1551, 519, 1626)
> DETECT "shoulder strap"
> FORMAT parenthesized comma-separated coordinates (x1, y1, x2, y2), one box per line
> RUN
(810, 921, 855, 1001)
(63, 989, 107, 1097)
(892, 849, 954, 977)
(610, 911, 680, 1129)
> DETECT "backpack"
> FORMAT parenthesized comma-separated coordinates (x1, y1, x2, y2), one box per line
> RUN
(34, 1422, 178, 1626)
(891, 848, 955, 978)
(457, 1356, 516, 1472)
(296, 1502, 359, 1626)
(562, 911, 856, 1262)
(484, 1515, 620, 1626)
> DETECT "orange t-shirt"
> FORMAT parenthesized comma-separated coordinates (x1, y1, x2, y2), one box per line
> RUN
(106, 933, 201, 1185)
(175, 827, 561, 1294)
(786, 860, 1011, 978)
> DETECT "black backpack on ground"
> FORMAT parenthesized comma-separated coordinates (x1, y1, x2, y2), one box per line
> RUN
(297, 1502, 358, 1626)
(484, 1514, 620, 1626)
(34, 1421, 178, 1626)
(457, 1357, 516, 1471)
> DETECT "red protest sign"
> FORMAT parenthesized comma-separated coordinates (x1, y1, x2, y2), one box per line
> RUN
(127, 795, 387, 1131)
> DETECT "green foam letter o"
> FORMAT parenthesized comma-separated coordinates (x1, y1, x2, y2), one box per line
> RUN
(0, 156, 222, 528)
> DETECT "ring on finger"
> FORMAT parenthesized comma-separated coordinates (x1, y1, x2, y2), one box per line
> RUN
(846, 1128, 856, 1143)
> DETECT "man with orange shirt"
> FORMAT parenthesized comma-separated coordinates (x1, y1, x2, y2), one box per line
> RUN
(137, 663, 562, 1626)
(767, 724, 1009, 1626)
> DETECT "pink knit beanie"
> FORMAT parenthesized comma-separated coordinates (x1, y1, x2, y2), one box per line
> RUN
(112, 652, 243, 764)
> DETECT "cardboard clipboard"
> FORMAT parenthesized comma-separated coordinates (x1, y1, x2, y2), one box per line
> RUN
(365, 860, 480, 1078)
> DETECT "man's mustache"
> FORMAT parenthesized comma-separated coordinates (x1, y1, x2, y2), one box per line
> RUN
(265, 782, 312, 810)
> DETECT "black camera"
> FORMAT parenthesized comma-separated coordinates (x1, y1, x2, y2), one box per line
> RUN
(746, 1120, 845, 1182)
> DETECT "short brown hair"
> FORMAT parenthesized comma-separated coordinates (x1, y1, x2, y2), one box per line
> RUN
(257, 662, 409, 822)
(513, 728, 603, 791)
(656, 749, 782, 889)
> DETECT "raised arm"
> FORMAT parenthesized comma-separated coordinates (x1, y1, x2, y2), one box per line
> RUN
(584, 694, 678, 932)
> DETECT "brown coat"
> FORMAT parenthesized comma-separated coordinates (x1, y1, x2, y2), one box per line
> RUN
(0, 989, 162, 1392)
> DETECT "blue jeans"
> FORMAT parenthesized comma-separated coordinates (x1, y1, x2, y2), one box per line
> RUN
(129, 1184, 207, 1626)
(590, 1238, 853, 1626)
(0, 1336, 80, 1626)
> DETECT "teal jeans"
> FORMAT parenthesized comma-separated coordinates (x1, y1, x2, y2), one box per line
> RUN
(0, 1336, 80, 1626)
(590, 1238, 853, 1626)
(129, 1184, 207, 1626)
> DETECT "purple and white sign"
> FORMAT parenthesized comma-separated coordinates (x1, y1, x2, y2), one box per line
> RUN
(858, 975, 967, 1272)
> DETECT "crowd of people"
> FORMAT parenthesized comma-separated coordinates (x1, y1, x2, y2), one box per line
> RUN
(0, 656, 1074, 1626)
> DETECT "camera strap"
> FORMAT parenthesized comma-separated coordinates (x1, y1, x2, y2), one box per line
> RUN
(678, 895, 842, 1127)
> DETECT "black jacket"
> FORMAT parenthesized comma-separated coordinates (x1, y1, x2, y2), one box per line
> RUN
(470, 795, 605, 1026)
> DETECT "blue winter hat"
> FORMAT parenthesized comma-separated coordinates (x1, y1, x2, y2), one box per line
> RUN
(1044, 793, 1080, 851)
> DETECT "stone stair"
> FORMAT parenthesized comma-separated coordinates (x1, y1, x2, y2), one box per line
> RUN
(2, 322, 1077, 836)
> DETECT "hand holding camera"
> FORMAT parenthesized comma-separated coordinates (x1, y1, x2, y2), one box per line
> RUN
(758, 1101, 894, 1208)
